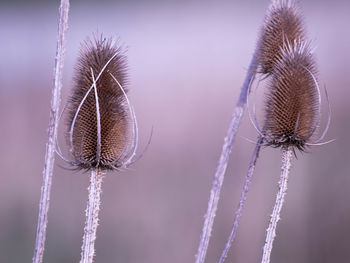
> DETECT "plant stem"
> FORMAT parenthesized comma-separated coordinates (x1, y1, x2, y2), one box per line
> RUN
(218, 136, 263, 263)
(261, 146, 293, 263)
(195, 51, 258, 263)
(32, 1, 69, 263)
(80, 169, 104, 263)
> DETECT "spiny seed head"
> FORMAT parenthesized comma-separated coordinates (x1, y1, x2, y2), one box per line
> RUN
(66, 35, 134, 171)
(263, 39, 320, 151)
(258, 0, 305, 74)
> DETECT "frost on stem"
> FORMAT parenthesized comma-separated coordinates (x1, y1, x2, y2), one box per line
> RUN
(261, 146, 292, 263)
(33, 1, 70, 263)
(80, 169, 104, 263)
(195, 51, 258, 263)
(218, 136, 263, 263)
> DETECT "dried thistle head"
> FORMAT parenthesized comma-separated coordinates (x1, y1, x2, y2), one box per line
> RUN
(263, 40, 320, 151)
(258, 0, 305, 75)
(66, 35, 137, 171)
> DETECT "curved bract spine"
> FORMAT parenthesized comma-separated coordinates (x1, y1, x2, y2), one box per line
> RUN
(263, 39, 319, 151)
(66, 35, 136, 171)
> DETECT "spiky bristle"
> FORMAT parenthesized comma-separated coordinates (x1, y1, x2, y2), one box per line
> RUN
(66, 35, 133, 170)
(263, 39, 319, 151)
(258, 0, 305, 74)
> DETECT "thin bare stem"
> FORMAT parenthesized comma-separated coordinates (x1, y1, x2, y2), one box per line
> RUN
(80, 169, 104, 263)
(195, 51, 258, 263)
(32, 1, 69, 263)
(261, 146, 293, 263)
(218, 136, 263, 263)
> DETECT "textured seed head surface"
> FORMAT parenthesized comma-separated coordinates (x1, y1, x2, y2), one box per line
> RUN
(263, 40, 319, 151)
(66, 35, 133, 170)
(258, 0, 305, 74)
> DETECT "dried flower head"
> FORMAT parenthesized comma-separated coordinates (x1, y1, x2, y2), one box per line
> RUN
(258, 0, 305, 74)
(263, 40, 320, 151)
(66, 35, 137, 171)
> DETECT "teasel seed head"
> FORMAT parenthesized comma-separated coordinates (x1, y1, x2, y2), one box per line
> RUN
(66, 35, 137, 171)
(263, 39, 320, 152)
(258, 0, 305, 75)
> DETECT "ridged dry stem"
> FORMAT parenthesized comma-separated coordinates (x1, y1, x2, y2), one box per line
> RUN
(195, 51, 258, 263)
(218, 136, 263, 263)
(80, 169, 104, 263)
(33, 1, 70, 263)
(261, 146, 293, 263)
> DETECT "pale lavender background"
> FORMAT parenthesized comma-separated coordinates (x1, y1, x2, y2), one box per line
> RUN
(0, 0, 349, 262)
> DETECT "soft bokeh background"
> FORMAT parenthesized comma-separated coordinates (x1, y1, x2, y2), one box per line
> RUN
(1, 0, 349, 262)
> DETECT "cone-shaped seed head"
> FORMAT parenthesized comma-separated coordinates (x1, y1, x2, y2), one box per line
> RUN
(66, 35, 133, 170)
(263, 40, 320, 151)
(258, 0, 305, 74)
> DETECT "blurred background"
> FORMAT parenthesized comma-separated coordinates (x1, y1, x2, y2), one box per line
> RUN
(0, 0, 349, 262)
